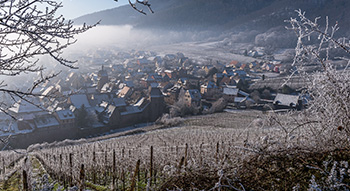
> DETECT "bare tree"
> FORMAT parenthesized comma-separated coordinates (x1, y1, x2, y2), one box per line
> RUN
(0, 0, 153, 149)
(0, 0, 98, 113)
(0, 0, 154, 113)
(284, 10, 350, 148)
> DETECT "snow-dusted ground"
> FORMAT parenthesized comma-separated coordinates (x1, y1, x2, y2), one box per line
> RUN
(148, 41, 259, 64)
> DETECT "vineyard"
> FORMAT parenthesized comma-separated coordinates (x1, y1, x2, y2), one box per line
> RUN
(0, 111, 264, 190)
(1, 111, 346, 190)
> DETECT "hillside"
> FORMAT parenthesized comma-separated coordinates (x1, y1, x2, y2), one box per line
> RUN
(74, 0, 350, 33)
(2, 111, 350, 190)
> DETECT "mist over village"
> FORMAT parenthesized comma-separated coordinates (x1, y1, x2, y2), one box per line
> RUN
(0, 0, 349, 190)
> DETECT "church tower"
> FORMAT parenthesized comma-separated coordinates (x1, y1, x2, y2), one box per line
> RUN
(97, 65, 109, 91)
(148, 85, 165, 121)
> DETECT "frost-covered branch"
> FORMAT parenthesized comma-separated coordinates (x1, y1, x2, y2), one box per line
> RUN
(0, 0, 96, 114)
(114, 0, 154, 15)
(284, 10, 350, 148)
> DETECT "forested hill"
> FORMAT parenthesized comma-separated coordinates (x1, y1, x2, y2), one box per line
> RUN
(74, 0, 350, 33)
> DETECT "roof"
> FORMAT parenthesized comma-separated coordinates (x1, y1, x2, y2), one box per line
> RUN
(134, 97, 146, 107)
(150, 83, 159, 88)
(119, 86, 132, 97)
(125, 81, 134, 88)
(113, 98, 127, 107)
(55, 110, 75, 120)
(121, 106, 141, 115)
(230, 60, 240, 66)
(214, 73, 224, 78)
(101, 83, 113, 93)
(234, 70, 247, 76)
(41, 86, 56, 97)
(179, 78, 188, 83)
(92, 94, 110, 105)
(34, 115, 60, 129)
(223, 69, 235, 76)
(0, 120, 16, 132)
(234, 97, 247, 103)
(238, 90, 250, 97)
(223, 88, 239, 96)
(106, 105, 116, 117)
(274, 93, 300, 107)
(150, 88, 163, 98)
(9, 99, 43, 114)
(202, 81, 217, 89)
(249, 76, 309, 91)
(69, 94, 91, 109)
(137, 58, 149, 65)
(187, 89, 201, 100)
(134, 97, 150, 109)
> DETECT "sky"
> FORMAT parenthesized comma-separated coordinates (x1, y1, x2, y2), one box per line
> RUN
(57, 0, 129, 19)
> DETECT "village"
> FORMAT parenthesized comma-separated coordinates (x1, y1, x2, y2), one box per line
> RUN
(0, 49, 307, 148)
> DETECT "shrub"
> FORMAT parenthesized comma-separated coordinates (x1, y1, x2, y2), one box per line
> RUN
(156, 114, 184, 127)
(204, 98, 227, 114)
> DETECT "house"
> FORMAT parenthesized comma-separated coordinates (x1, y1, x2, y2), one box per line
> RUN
(89, 94, 111, 106)
(273, 64, 282, 73)
(200, 81, 219, 96)
(112, 98, 127, 107)
(229, 60, 240, 68)
(162, 74, 171, 82)
(249, 61, 258, 69)
(141, 74, 163, 88)
(40, 86, 61, 102)
(106, 87, 165, 128)
(213, 73, 224, 86)
(176, 67, 187, 78)
(137, 57, 150, 65)
(273, 93, 301, 110)
(186, 76, 200, 89)
(240, 63, 249, 71)
(66, 72, 85, 90)
(165, 85, 181, 105)
(234, 70, 247, 78)
(150, 73, 163, 82)
(262, 63, 274, 71)
(8, 99, 45, 118)
(176, 52, 186, 59)
(34, 114, 60, 131)
(164, 54, 177, 61)
(68, 94, 91, 109)
(85, 87, 97, 95)
(111, 64, 124, 73)
(223, 86, 250, 103)
(222, 87, 239, 102)
(219, 76, 236, 87)
(178, 78, 188, 87)
(234, 96, 255, 108)
(54, 109, 76, 128)
(204, 65, 215, 74)
(223, 68, 235, 77)
(124, 81, 134, 88)
(248, 50, 264, 58)
(118, 86, 133, 98)
(164, 70, 176, 79)
(184, 89, 201, 107)
(153, 56, 163, 64)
